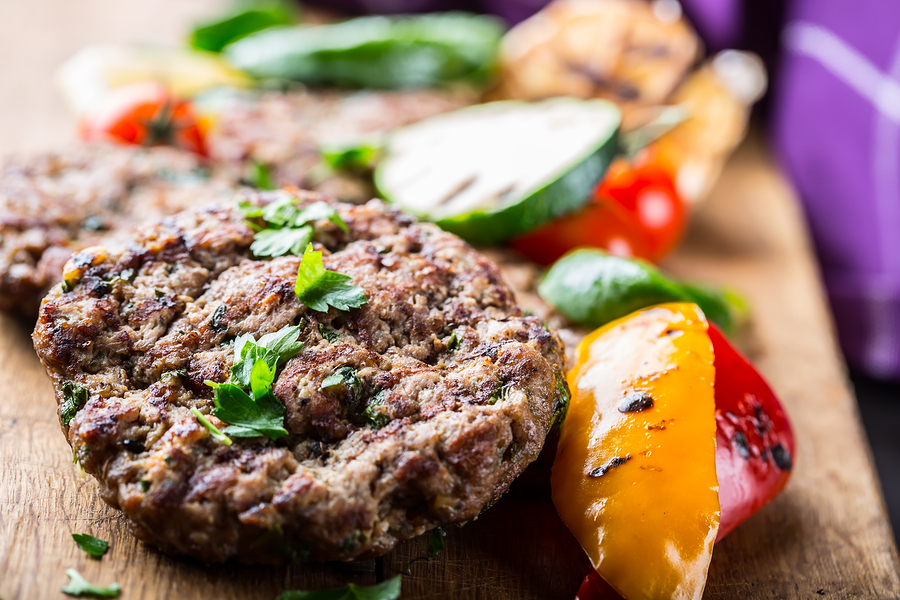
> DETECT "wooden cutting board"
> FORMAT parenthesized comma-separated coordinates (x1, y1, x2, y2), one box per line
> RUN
(2, 1, 900, 599)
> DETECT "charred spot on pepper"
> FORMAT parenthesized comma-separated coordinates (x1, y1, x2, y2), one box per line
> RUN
(732, 431, 751, 460)
(647, 418, 672, 431)
(588, 455, 631, 478)
(771, 443, 792, 471)
(618, 391, 654, 413)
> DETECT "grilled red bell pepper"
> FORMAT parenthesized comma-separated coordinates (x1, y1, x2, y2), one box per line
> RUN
(563, 312, 795, 600)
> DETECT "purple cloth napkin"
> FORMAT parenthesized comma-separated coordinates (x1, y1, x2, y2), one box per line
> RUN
(773, 1, 900, 379)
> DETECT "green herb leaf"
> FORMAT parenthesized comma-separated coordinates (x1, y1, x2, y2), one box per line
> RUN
(71, 534, 109, 559)
(209, 365, 288, 440)
(406, 527, 446, 572)
(251, 226, 314, 258)
(318, 323, 340, 343)
(295, 244, 367, 312)
(230, 325, 304, 387)
(363, 390, 390, 429)
(72, 533, 109, 558)
(191, 407, 233, 446)
(276, 574, 402, 600)
(190, 1, 297, 54)
(321, 142, 382, 172)
(61, 383, 90, 427)
(249, 160, 276, 190)
(61, 569, 120, 598)
(241, 197, 349, 258)
(321, 366, 363, 400)
(209, 304, 228, 332)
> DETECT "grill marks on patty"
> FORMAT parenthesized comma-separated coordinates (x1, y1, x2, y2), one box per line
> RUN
(33, 193, 568, 563)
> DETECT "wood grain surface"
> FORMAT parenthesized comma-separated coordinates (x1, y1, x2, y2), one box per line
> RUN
(1, 1, 899, 599)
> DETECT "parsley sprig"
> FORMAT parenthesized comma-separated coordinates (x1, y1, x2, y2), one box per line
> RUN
(61, 569, 120, 598)
(276, 575, 401, 600)
(61, 383, 90, 427)
(240, 197, 348, 258)
(71, 534, 109, 559)
(295, 244, 367, 312)
(194, 325, 304, 443)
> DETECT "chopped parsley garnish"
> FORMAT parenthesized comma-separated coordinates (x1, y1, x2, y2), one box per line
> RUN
(209, 304, 228, 332)
(276, 575, 401, 600)
(406, 527, 446, 572)
(191, 407, 232, 446)
(71, 534, 109, 558)
(321, 367, 363, 400)
(295, 244, 367, 312)
(239, 197, 348, 258)
(249, 160, 276, 190)
(318, 323, 340, 343)
(230, 325, 304, 387)
(363, 390, 390, 429)
(61, 569, 120, 598)
(61, 383, 90, 427)
(208, 360, 288, 440)
(195, 324, 305, 443)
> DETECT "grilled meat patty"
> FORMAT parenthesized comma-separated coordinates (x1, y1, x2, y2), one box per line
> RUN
(0, 144, 234, 315)
(33, 192, 569, 563)
(1, 89, 469, 317)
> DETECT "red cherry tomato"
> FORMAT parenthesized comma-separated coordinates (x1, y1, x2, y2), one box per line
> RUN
(79, 82, 208, 157)
(509, 197, 652, 266)
(509, 157, 685, 265)
(596, 159, 686, 261)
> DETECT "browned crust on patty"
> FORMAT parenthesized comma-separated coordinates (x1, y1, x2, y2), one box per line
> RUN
(32, 192, 569, 563)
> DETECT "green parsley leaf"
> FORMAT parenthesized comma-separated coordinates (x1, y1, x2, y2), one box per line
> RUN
(318, 323, 340, 343)
(321, 142, 382, 173)
(249, 160, 276, 190)
(61, 383, 90, 427)
(363, 390, 390, 429)
(209, 304, 228, 332)
(406, 527, 446, 572)
(276, 575, 401, 600)
(251, 225, 313, 258)
(240, 196, 349, 258)
(321, 367, 363, 400)
(61, 569, 120, 598)
(230, 325, 304, 387)
(71, 534, 109, 558)
(209, 361, 288, 440)
(191, 407, 233, 446)
(295, 244, 367, 312)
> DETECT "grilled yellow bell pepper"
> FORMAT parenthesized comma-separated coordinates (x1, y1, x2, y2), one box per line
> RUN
(552, 303, 719, 600)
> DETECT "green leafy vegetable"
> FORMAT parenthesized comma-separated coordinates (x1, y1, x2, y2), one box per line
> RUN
(190, 1, 297, 53)
(549, 372, 570, 429)
(61, 383, 90, 427)
(295, 244, 367, 312)
(406, 528, 446, 572)
(61, 569, 120, 598)
(276, 575, 402, 600)
(240, 197, 348, 258)
(226, 11, 505, 89)
(191, 407, 233, 446)
(208, 360, 288, 440)
(230, 325, 304, 387)
(71, 534, 109, 558)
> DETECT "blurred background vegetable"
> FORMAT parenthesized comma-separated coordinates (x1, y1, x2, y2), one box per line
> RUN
(224, 13, 505, 89)
(190, 1, 298, 53)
